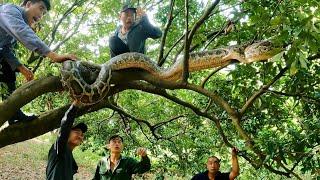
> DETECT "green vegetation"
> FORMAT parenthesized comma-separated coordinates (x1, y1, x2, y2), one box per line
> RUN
(0, 0, 319, 179)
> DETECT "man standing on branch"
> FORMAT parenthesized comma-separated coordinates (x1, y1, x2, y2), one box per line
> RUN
(93, 135, 151, 180)
(46, 100, 88, 180)
(192, 147, 240, 180)
(0, 0, 77, 125)
(109, 4, 162, 58)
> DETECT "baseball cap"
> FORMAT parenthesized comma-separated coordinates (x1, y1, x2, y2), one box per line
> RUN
(121, 4, 136, 13)
(71, 122, 88, 133)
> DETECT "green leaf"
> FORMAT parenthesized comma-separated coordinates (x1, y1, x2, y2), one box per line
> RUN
(270, 51, 284, 62)
(270, 16, 282, 27)
(290, 60, 298, 75)
(299, 56, 308, 69)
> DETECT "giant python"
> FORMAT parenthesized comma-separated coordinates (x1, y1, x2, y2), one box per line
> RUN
(61, 40, 282, 105)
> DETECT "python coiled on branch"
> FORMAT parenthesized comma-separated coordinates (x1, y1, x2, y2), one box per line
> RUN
(61, 40, 282, 105)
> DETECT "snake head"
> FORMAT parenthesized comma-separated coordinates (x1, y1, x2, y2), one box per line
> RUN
(245, 40, 283, 63)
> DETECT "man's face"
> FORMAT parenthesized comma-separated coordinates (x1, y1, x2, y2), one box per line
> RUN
(68, 129, 84, 146)
(24, 1, 48, 27)
(120, 10, 135, 28)
(107, 137, 123, 153)
(207, 157, 220, 173)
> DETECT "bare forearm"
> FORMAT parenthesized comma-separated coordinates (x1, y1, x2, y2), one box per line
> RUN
(46, 51, 77, 63)
(230, 155, 240, 179)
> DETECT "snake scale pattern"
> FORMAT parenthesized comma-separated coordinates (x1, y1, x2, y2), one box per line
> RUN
(61, 40, 282, 105)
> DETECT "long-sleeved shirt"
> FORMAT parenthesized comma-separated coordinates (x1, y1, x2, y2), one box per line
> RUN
(109, 15, 162, 57)
(93, 155, 151, 180)
(46, 105, 79, 180)
(0, 4, 51, 70)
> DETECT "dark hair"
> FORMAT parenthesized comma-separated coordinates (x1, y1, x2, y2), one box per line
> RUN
(22, 0, 51, 11)
(108, 135, 124, 143)
(208, 156, 220, 163)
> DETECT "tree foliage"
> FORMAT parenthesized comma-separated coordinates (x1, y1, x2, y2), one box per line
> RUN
(0, 0, 319, 179)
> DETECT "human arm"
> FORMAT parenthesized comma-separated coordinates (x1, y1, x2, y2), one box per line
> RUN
(129, 147, 151, 174)
(46, 51, 77, 63)
(1, 47, 33, 81)
(136, 8, 162, 39)
(229, 147, 240, 180)
(0, 5, 50, 56)
(0, 5, 77, 63)
(17, 65, 34, 81)
(54, 101, 80, 155)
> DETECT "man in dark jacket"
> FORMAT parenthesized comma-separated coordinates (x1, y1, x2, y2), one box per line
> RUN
(0, 0, 77, 125)
(109, 4, 162, 58)
(46, 100, 88, 180)
(93, 135, 151, 180)
(192, 147, 240, 180)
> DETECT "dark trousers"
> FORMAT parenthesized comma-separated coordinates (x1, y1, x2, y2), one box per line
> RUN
(0, 60, 28, 122)
(109, 36, 130, 58)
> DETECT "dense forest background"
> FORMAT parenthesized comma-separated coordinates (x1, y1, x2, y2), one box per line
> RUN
(0, 0, 319, 179)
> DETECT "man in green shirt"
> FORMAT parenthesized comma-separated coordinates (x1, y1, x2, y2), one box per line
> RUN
(93, 135, 151, 180)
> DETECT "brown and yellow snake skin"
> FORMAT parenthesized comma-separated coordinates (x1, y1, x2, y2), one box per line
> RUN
(61, 40, 282, 105)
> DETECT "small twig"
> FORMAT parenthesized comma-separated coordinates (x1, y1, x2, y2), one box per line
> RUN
(182, 0, 190, 82)
(200, 64, 229, 88)
(158, 0, 175, 65)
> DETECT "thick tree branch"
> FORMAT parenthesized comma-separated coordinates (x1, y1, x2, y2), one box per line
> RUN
(0, 69, 147, 125)
(0, 105, 69, 148)
(0, 76, 63, 125)
(0, 70, 146, 125)
(0, 84, 127, 148)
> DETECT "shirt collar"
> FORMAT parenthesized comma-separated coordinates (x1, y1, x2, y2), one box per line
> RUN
(103, 155, 124, 173)
(204, 170, 222, 177)
(116, 21, 139, 34)
(18, 6, 29, 25)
